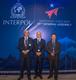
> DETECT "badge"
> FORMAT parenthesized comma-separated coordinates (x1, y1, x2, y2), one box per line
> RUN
(38, 49, 40, 52)
(29, 44, 31, 46)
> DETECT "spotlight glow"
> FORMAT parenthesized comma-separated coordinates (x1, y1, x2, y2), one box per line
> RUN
(50, 3, 54, 8)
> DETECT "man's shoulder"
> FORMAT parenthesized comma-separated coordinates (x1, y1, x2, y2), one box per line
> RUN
(29, 37, 33, 40)
(56, 41, 60, 45)
(41, 39, 45, 42)
(34, 38, 37, 41)
(28, 37, 33, 42)
(47, 41, 51, 44)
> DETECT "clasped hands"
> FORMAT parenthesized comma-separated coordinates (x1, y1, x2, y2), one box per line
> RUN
(22, 50, 30, 55)
(36, 51, 42, 56)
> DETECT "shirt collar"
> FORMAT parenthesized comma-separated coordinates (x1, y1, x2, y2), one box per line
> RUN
(24, 36, 28, 40)
(37, 38, 41, 42)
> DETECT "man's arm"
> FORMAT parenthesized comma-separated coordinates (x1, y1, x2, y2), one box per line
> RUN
(33, 39, 37, 53)
(18, 38, 24, 52)
(55, 42, 61, 55)
(41, 40, 46, 54)
(47, 42, 52, 54)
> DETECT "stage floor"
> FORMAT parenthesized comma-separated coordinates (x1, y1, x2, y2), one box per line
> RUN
(0, 74, 76, 80)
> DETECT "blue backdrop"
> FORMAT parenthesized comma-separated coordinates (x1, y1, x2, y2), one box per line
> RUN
(0, 0, 76, 71)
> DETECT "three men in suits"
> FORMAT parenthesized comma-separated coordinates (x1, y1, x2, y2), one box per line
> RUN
(17, 31, 60, 80)
(18, 30, 33, 80)
(47, 33, 60, 80)
(33, 32, 46, 79)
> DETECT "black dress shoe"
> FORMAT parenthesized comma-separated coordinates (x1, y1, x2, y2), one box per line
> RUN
(54, 78, 58, 80)
(47, 75, 53, 79)
(28, 77, 31, 80)
(34, 75, 37, 79)
(17, 77, 22, 80)
(39, 75, 43, 79)
(54, 77, 58, 80)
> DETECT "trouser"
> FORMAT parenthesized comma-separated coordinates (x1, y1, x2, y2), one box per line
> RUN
(35, 56, 43, 76)
(19, 56, 31, 79)
(49, 59, 58, 80)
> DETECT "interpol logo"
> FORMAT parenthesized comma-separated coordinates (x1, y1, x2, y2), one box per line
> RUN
(3, 2, 31, 25)
(10, 2, 25, 19)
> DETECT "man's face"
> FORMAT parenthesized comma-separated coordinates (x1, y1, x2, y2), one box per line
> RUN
(36, 32, 42, 39)
(24, 31, 29, 37)
(51, 34, 56, 41)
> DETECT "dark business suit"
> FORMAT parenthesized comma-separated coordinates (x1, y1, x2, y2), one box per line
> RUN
(18, 37, 33, 80)
(47, 40, 60, 80)
(33, 39, 46, 77)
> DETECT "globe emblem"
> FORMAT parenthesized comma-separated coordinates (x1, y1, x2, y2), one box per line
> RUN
(14, 6, 23, 13)
(10, 3, 25, 19)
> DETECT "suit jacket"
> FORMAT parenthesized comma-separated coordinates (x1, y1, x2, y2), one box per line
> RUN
(18, 37, 33, 57)
(33, 38, 46, 56)
(47, 40, 60, 60)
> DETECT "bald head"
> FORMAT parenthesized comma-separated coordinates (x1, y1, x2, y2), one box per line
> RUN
(36, 32, 42, 39)
(24, 30, 29, 37)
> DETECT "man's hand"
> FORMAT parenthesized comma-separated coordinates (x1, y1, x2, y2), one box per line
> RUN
(51, 52, 55, 56)
(22, 50, 29, 55)
(36, 52, 42, 56)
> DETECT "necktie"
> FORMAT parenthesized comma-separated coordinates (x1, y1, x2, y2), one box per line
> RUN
(52, 41, 56, 54)
(37, 40, 41, 51)
(24, 38, 28, 47)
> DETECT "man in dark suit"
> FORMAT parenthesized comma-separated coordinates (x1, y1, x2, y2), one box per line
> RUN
(17, 30, 33, 80)
(33, 32, 46, 79)
(47, 33, 60, 80)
